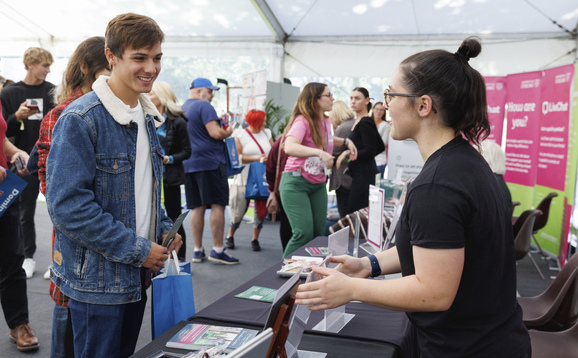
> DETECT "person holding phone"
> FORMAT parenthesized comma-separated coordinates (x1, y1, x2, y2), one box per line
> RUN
(0, 105, 38, 351)
(0, 47, 56, 279)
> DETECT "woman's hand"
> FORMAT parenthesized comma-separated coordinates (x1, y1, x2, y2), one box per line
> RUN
(266, 192, 279, 214)
(11, 152, 29, 176)
(332, 255, 372, 278)
(163, 155, 170, 164)
(336, 151, 349, 169)
(346, 140, 358, 161)
(0, 166, 6, 184)
(295, 266, 355, 311)
(320, 150, 334, 169)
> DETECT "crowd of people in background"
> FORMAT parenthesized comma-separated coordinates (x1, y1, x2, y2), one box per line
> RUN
(0, 11, 527, 358)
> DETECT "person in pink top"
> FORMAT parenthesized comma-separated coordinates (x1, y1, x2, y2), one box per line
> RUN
(280, 83, 357, 257)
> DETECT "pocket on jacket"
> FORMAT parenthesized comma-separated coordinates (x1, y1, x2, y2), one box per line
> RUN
(95, 156, 131, 200)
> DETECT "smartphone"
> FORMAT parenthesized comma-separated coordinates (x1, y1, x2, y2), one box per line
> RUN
(15, 155, 25, 171)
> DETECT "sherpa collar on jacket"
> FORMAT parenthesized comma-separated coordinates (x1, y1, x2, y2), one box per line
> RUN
(92, 75, 163, 126)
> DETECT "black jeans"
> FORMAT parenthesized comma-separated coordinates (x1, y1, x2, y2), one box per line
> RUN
(277, 201, 293, 253)
(0, 202, 29, 329)
(19, 174, 39, 258)
(164, 184, 186, 259)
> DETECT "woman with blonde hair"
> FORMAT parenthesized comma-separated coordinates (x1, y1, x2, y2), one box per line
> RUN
(149, 81, 192, 260)
(328, 100, 355, 218)
(280, 83, 357, 256)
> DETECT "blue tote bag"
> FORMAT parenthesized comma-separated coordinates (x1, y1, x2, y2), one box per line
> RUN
(225, 137, 245, 177)
(245, 161, 269, 200)
(151, 251, 196, 339)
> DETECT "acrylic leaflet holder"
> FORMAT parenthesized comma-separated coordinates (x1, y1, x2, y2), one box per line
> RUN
(360, 185, 384, 255)
(312, 228, 355, 333)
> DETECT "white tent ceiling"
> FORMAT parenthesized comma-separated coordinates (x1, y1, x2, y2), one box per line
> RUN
(1, 0, 577, 79)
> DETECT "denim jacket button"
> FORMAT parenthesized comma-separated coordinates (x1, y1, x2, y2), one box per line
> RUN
(128, 294, 134, 300)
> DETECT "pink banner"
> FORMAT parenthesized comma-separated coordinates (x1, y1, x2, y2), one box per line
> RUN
(484, 76, 507, 145)
(504, 71, 542, 187)
(536, 65, 574, 191)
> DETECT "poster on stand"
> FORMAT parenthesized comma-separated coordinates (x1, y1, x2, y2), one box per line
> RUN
(484, 76, 507, 146)
(533, 64, 575, 262)
(504, 71, 542, 215)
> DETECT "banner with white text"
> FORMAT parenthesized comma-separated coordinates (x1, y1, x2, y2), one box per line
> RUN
(484, 76, 507, 146)
(504, 71, 542, 215)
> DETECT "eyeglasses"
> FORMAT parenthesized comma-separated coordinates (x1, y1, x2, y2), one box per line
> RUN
(384, 88, 437, 114)
(384, 88, 420, 106)
(319, 92, 333, 99)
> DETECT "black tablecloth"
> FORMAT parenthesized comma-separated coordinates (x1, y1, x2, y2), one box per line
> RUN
(131, 236, 412, 358)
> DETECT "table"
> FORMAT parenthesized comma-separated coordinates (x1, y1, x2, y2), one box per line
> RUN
(131, 236, 412, 358)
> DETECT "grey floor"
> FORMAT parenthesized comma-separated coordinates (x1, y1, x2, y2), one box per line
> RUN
(0, 201, 555, 357)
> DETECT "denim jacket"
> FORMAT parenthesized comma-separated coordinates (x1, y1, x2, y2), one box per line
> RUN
(46, 76, 172, 304)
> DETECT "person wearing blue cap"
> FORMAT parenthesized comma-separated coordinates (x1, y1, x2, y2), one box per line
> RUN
(182, 77, 239, 265)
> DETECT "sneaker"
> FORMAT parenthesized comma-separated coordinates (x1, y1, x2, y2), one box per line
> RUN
(192, 249, 206, 263)
(208, 248, 239, 265)
(225, 236, 235, 250)
(251, 240, 261, 252)
(22, 258, 35, 279)
(43, 268, 50, 280)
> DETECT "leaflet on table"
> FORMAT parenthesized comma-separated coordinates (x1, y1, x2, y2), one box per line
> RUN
(277, 256, 323, 278)
(166, 324, 259, 353)
(234, 285, 278, 303)
(305, 246, 329, 256)
(0, 170, 28, 218)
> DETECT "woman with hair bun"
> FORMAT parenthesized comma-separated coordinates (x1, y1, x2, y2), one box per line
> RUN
(226, 109, 273, 252)
(336, 87, 384, 215)
(296, 38, 530, 357)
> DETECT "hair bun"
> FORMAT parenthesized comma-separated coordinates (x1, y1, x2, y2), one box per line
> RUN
(456, 37, 482, 61)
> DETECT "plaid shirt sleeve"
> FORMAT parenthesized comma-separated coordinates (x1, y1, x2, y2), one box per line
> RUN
(38, 106, 63, 195)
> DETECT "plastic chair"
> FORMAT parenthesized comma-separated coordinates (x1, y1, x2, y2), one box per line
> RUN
(532, 193, 559, 267)
(518, 254, 578, 330)
(514, 209, 544, 280)
(529, 320, 578, 358)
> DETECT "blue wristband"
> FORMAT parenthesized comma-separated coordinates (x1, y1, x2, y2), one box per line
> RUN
(367, 254, 381, 277)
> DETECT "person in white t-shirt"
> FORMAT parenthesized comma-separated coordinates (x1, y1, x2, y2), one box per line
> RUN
(226, 110, 274, 252)
(372, 102, 389, 177)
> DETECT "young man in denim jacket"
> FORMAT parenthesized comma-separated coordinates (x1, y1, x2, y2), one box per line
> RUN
(46, 13, 181, 357)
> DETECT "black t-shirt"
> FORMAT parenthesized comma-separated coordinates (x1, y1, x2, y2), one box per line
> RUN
(396, 136, 530, 357)
(0, 80, 55, 153)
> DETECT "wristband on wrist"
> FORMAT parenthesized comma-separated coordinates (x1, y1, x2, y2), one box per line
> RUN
(367, 254, 381, 277)
(344, 137, 348, 147)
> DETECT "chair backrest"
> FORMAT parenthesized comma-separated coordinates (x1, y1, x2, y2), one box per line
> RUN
(533, 192, 558, 232)
(532, 253, 578, 327)
(550, 254, 578, 328)
(514, 209, 542, 260)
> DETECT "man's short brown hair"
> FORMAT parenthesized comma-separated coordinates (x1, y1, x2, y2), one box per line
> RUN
(105, 13, 165, 58)
(23, 47, 54, 70)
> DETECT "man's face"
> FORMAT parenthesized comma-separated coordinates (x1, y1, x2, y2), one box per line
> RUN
(200, 87, 214, 103)
(27, 61, 51, 83)
(107, 43, 162, 104)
